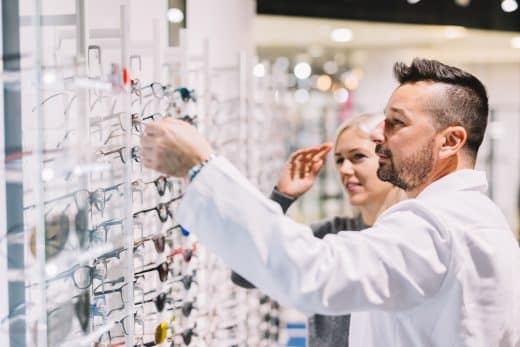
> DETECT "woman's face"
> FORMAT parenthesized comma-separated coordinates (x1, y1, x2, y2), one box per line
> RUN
(334, 127, 393, 206)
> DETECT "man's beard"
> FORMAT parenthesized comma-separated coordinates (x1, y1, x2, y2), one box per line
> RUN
(375, 139, 434, 191)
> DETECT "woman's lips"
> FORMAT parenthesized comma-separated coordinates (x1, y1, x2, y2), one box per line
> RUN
(345, 182, 362, 193)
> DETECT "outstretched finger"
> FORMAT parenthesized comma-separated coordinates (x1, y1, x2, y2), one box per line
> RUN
(288, 144, 329, 178)
(313, 143, 333, 161)
(310, 159, 324, 176)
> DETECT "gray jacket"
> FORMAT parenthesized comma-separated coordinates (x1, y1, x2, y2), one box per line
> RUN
(231, 189, 366, 347)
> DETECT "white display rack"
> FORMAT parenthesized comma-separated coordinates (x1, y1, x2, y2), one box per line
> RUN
(0, 1, 288, 347)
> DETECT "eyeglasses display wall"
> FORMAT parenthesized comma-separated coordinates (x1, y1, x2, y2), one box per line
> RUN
(1, 1, 288, 346)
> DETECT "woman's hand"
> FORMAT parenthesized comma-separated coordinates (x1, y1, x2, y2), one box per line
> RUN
(276, 142, 333, 198)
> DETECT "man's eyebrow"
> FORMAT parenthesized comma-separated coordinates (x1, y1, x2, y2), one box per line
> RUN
(386, 107, 411, 121)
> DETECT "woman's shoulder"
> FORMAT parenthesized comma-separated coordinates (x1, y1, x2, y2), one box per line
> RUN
(310, 215, 366, 239)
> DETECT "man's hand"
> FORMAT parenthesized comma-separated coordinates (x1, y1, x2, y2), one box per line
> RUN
(276, 143, 332, 198)
(140, 118, 214, 177)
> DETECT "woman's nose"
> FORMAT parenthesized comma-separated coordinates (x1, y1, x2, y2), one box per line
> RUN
(340, 160, 354, 174)
(370, 120, 385, 144)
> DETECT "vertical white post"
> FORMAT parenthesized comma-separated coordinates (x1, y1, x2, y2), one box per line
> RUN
(201, 38, 210, 134)
(152, 18, 161, 82)
(120, 3, 135, 346)
(0, 1, 8, 344)
(179, 28, 188, 86)
(32, 0, 47, 346)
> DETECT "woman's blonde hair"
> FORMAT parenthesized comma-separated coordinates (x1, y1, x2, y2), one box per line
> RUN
(334, 113, 407, 221)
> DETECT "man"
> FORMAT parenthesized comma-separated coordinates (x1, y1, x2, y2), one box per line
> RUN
(141, 58, 520, 346)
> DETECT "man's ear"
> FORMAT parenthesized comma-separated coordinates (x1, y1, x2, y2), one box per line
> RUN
(438, 126, 467, 160)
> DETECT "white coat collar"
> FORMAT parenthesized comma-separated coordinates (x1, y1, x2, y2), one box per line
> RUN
(417, 169, 488, 199)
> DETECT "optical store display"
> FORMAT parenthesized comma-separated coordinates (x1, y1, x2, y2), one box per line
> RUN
(1, 2, 288, 347)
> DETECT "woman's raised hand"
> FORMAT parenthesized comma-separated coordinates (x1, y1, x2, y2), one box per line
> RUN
(276, 142, 333, 198)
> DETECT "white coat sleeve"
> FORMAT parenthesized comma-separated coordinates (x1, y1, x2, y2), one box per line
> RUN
(177, 157, 453, 315)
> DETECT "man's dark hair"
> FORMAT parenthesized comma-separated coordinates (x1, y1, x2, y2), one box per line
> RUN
(393, 58, 488, 160)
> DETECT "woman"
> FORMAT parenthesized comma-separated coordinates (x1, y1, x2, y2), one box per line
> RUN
(232, 113, 406, 347)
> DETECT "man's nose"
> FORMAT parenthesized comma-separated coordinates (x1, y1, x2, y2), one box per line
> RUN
(370, 121, 385, 144)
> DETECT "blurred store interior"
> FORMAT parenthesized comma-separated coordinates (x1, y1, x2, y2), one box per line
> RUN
(244, 1, 520, 236)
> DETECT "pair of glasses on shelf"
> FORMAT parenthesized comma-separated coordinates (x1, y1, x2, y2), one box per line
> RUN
(28, 204, 90, 258)
(166, 224, 190, 237)
(167, 87, 197, 112)
(94, 311, 146, 345)
(44, 291, 90, 346)
(133, 234, 166, 254)
(93, 277, 146, 318)
(131, 79, 172, 99)
(106, 176, 172, 199)
(130, 79, 196, 101)
(134, 292, 173, 313)
(93, 226, 164, 264)
(27, 185, 112, 215)
(134, 275, 198, 313)
(132, 321, 170, 347)
(133, 195, 183, 223)
(133, 246, 196, 282)
(167, 243, 197, 263)
(45, 261, 113, 290)
(90, 218, 123, 244)
(31, 91, 78, 131)
(99, 146, 140, 164)
(136, 325, 198, 347)
(93, 112, 170, 145)
(170, 326, 199, 346)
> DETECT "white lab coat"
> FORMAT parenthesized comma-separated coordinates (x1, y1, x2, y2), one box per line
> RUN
(177, 156, 520, 347)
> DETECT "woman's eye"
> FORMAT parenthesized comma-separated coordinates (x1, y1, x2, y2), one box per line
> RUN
(351, 153, 367, 162)
(335, 157, 344, 166)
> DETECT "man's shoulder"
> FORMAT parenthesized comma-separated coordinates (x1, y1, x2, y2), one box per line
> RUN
(379, 190, 512, 244)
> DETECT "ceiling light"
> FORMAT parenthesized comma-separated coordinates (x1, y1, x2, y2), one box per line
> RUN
(511, 36, 520, 48)
(443, 26, 467, 39)
(330, 28, 353, 43)
(407, 0, 421, 4)
(41, 167, 55, 181)
(167, 8, 184, 23)
(253, 63, 266, 78)
(323, 61, 338, 75)
(294, 62, 312, 80)
(352, 68, 364, 80)
(454, 0, 471, 6)
(334, 88, 349, 103)
(43, 71, 56, 85)
(342, 71, 360, 90)
(501, 0, 518, 12)
(316, 75, 332, 92)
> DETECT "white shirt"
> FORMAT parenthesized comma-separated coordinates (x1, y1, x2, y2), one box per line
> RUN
(177, 156, 520, 347)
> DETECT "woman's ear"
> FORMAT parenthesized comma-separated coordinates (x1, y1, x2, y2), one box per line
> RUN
(438, 126, 467, 160)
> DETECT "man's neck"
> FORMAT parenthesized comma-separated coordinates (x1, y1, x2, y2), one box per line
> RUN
(406, 156, 474, 198)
